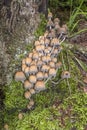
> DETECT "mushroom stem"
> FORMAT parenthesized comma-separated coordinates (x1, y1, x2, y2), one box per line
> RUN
(60, 37, 66, 44)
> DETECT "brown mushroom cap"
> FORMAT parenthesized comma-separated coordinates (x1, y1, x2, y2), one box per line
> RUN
(22, 59, 26, 64)
(24, 80, 33, 90)
(18, 113, 23, 120)
(34, 40, 40, 46)
(56, 61, 62, 69)
(24, 91, 31, 99)
(28, 52, 33, 58)
(51, 38, 60, 46)
(29, 75, 37, 84)
(22, 64, 27, 72)
(44, 38, 50, 46)
(37, 60, 43, 69)
(4, 124, 9, 130)
(61, 71, 70, 79)
(25, 57, 32, 66)
(44, 72, 49, 80)
(24, 67, 30, 76)
(35, 81, 46, 91)
(52, 57, 57, 63)
(49, 68, 56, 77)
(39, 36, 45, 41)
(15, 71, 26, 82)
(29, 65, 38, 74)
(33, 52, 39, 61)
(54, 18, 60, 24)
(27, 99, 34, 109)
(36, 71, 44, 80)
(30, 88, 35, 94)
(39, 39, 44, 45)
(49, 61, 55, 68)
(41, 64, 49, 72)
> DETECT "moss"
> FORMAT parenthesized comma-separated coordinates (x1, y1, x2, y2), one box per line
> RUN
(4, 81, 28, 110)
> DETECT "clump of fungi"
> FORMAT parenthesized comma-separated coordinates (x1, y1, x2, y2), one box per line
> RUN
(15, 12, 69, 111)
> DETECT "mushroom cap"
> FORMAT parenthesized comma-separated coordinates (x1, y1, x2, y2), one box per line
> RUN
(24, 67, 30, 75)
(59, 27, 67, 34)
(51, 38, 60, 46)
(32, 52, 39, 60)
(24, 80, 33, 90)
(62, 24, 68, 30)
(49, 61, 55, 68)
(22, 64, 27, 72)
(18, 113, 23, 120)
(30, 88, 35, 94)
(49, 68, 56, 77)
(39, 35, 45, 41)
(35, 81, 46, 91)
(46, 55, 51, 63)
(52, 57, 57, 63)
(41, 64, 49, 72)
(29, 75, 37, 84)
(55, 24, 60, 30)
(42, 56, 47, 63)
(4, 124, 9, 130)
(44, 48, 50, 55)
(44, 72, 49, 80)
(48, 12, 53, 18)
(37, 60, 43, 68)
(28, 52, 33, 58)
(24, 91, 31, 99)
(25, 57, 32, 66)
(29, 65, 38, 74)
(61, 71, 70, 79)
(15, 71, 26, 82)
(47, 20, 54, 28)
(34, 40, 40, 46)
(22, 59, 26, 64)
(36, 71, 44, 80)
(35, 45, 42, 52)
(44, 31, 49, 38)
(44, 38, 50, 46)
(54, 18, 60, 23)
(27, 99, 34, 109)
(39, 39, 44, 45)
(56, 61, 62, 69)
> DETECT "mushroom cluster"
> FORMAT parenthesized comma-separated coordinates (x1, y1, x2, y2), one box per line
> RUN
(15, 12, 67, 110)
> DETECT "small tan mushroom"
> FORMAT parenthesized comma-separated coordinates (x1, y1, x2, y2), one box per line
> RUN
(42, 56, 47, 63)
(44, 31, 49, 38)
(15, 71, 26, 82)
(47, 20, 54, 30)
(18, 113, 23, 120)
(36, 71, 44, 80)
(34, 40, 40, 46)
(22, 58, 26, 64)
(41, 64, 49, 72)
(39, 39, 44, 45)
(46, 55, 51, 63)
(44, 38, 50, 47)
(24, 91, 31, 99)
(48, 12, 53, 20)
(52, 57, 57, 63)
(35, 81, 46, 91)
(37, 60, 43, 70)
(61, 71, 70, 79)
(49, 61, 55, 68)
(22, 64, 27, 72)
(49, 68, 56, 78)
(56, 61, 62, 69)
(51, 38, 60, 47)
(39, 35, 45, 41)
(24, 80, 33, 90)
(30, 88, 35, 94)
(29, 75, 37, 84)
(28, 52, 33, 58)
(54, 18, 60, 24)
(27, 99, 34, 109)
(29, 65, 38, 74)
(32, 52, 39, 61)
(25, 57, 32, 66)
(35, 45, 42, 53)
(44, 72, 49, 80)
(24, 67, 30, 76)
(4, 124, 9, 130)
